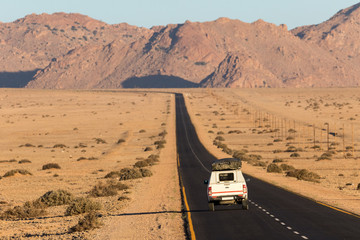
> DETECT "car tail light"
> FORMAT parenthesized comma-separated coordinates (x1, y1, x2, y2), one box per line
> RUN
(208, 187, 212, 196)
(243, 184, 247, 194)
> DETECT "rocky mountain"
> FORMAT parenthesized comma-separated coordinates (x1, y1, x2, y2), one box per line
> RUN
(292, 3, 360, 78)
(2, 3, 360, 88)
(0, 12, 149, 87)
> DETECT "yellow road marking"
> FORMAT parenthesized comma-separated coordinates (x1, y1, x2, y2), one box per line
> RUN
(316, 201, 360, 219)
(178, 154, 196, 239)
(182, 186, 196, 240)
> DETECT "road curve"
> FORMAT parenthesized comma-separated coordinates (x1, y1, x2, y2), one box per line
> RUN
(175, 93, 360, 240)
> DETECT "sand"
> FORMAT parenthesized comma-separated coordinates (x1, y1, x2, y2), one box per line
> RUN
(0, 89, 184, 239)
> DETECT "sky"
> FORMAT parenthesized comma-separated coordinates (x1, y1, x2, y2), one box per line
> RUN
(0, 0, 359, 29)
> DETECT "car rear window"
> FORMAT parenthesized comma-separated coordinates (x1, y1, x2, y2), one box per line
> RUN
(218, 172, 234, 181)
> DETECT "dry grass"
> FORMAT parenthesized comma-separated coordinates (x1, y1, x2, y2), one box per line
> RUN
(89, 181, 128, 197)
(70, 211, 103, 232)
(1, 201, 46, 220)
(267, 163, 282, 173)
(42, 163, 61, 170)
(33, 189, 74, 207)
(286, 169, 321, 183)
(3, 169, 32, 177)
(65, 197, 102, 216)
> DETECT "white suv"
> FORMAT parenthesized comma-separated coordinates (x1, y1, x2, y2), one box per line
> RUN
(205, 158, 249, 211)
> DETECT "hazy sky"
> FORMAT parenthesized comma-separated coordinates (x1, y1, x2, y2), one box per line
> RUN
(0, 0, 359, 29)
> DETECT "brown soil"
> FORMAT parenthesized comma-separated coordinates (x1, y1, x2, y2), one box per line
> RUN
(0, 89, 184, 239)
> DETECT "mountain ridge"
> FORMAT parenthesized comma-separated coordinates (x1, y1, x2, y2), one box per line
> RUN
(1, 4, 360, 88)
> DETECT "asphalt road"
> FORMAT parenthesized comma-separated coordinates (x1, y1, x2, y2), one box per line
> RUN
(175, 93, 360, 240)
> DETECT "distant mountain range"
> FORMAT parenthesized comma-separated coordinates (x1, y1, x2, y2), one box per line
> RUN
(1, 3, 360, 88)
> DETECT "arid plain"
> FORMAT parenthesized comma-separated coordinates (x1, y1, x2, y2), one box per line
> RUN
(1, 88, 359, 239)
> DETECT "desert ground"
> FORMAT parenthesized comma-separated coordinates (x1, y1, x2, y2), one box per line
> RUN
(1, 88, 359, 239)
(0, 89, 184, 239)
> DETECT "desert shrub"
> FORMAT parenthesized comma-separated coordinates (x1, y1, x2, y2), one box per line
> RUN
(280, 164, 295, 171)
(154, 140, 166, 149)
(253, 161, 267, 167)
(139, 129, 146, 133)
(273, 139, 282, 142)
(118, 196, 130, 201)
(290, 153, 300, 158)
(134, 155, 159, 168)
(285, 146, 297, 152)
(0, 159, 17, 163)
(154, 140, 166, 145)
(158, 130, 167, 137)
(134, 160, 149, 168)
(346, 146, 353, 151)
(248, 154, 262, 161)
(19, 143, 35, 147)
(144, 147, 153, 151)
(118, 168, 142, 180)
(272, 158, 284, 163)
(77, 157, 87, 161)
(208, 130, 214, 133)
(104, 171, 121, 178)
(34, 190, 74, 207)
(273, 149, 282, 153)
(18, 159, 32, 164)
(3, 169, 32, 177)
(286, 136, 295, 140)
(94, 138, 107, 144)
(53, 144, 67, 148)
(1, 201, 46, 220)
(215, 136, 225, 141)
(267, 164, 282, 173)
(357, 183, 360, 190)
(217, 131, 224, 135)
(117, 139, 126, 144)
(146, 154, 160, 164)
(118, 167, 152, 180)
(232, 150, 248, 159)
(286, 169, 320, 182)
(317, 152, 333, 161)
(65, 198, 101, 216)
(89, 181, 128, 197)
(311, 145, 321, 150)
(42, 163, 61, 170)
(70, 211, 103, 232)
(140, 168, 153, 177)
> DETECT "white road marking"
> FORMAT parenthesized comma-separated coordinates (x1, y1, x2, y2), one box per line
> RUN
(252, 201, 309, 239)
(179, 100, 210, 173)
